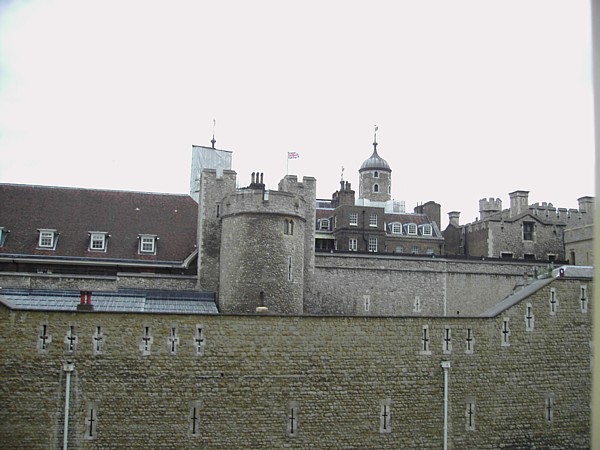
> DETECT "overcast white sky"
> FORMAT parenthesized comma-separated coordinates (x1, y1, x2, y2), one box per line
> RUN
(0, 0, 595, 228)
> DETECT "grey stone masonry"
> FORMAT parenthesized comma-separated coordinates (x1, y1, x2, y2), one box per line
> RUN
(0, 275, 591, 449)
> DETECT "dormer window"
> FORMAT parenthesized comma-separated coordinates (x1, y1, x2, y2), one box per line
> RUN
(406, 223, 417, 235)
(139, 234, 158, 254)
(89, 232, 108, 252)
(391, 223, 402, 234)
(421, 224, 433, 236)
(38, 229, 58, 249)
(319, 219, 330, 231)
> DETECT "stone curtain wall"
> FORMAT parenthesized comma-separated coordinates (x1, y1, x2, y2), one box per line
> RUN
(0, 273, 198, 291)
(0, 278, 591, 449)
(311, 254, 547, 316)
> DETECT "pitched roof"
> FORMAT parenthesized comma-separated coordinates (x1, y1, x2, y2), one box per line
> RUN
(0, 184, 198, 263)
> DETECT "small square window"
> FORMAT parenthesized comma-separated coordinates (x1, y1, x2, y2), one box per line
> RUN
(411, 246, 419, 254)
(319, 219, 330, 230)
(38, 230, 57, 249)
(139, 235, 157, 254)
(89, 232, 107, 251)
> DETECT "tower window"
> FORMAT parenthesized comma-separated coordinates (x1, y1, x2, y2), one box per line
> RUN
(374, 171, 379, 178)
(284, 219, 294, 235)
(373, 184, 379, 193)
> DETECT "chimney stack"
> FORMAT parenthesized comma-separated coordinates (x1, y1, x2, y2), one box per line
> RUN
(509, 191, 529, 218)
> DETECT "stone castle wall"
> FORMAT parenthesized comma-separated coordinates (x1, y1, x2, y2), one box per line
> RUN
(309, 254, 549, 316)
(0, 277, 591, 448)
(0, 272, 198, 291)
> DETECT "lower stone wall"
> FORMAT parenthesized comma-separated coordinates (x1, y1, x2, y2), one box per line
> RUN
(0, 277, 591, 449)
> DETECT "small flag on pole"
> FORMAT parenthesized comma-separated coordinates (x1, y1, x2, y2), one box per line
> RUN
(287, 152, 300, 159)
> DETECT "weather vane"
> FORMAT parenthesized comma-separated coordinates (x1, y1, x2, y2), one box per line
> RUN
(211, 119, 216, 148)
(373, 124, 378, 149)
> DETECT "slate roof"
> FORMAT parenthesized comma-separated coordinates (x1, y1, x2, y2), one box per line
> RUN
(0, 288, 218, 314)
(0, 184, 198, 264)
(359, 147, 391, 171)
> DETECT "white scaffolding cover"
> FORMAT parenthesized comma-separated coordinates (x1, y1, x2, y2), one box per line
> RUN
(189, 145, 233, 202)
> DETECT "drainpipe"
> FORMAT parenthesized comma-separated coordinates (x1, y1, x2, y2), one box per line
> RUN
(440, 360, 451, 450)
(63, 361, 75, 450)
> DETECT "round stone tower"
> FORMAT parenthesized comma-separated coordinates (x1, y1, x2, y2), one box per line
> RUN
(359, 133, 392, 202)
(218, 182, 308, 314)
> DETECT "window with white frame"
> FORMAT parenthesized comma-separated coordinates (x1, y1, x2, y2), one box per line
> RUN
(89, 232, 108, 251)
(407, 223, 417, 235)
(139, 235, 157, 254)
(349, 212, 358, 226)
(38, 229, 57, 249)
(368, 237, 377, 252)
(319, 219, 330, 230)
(422, 224, 432, 236)
(391, 223, 402, 234)
(349, 238, 357, 251)
(369, 213, 377, 227)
